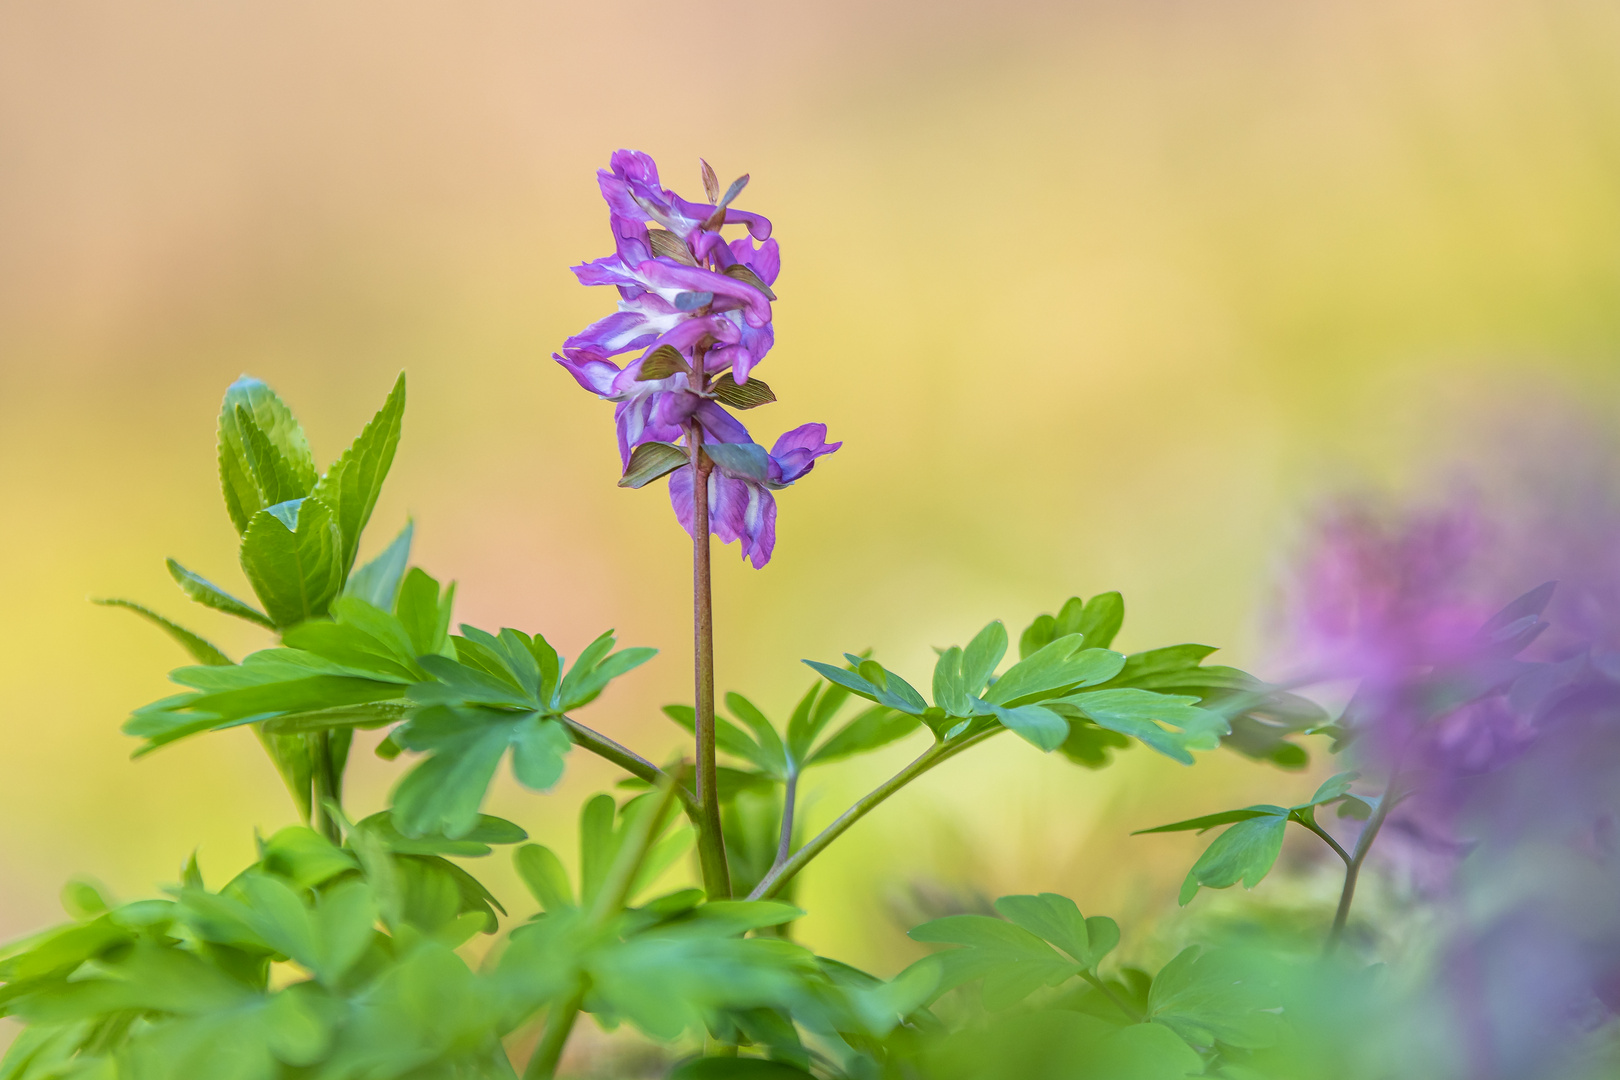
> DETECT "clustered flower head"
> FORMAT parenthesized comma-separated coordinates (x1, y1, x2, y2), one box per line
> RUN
(554, 150, 838, 567)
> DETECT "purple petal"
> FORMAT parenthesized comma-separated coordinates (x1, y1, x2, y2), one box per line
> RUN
(694, 400, 751, 445)
(770, 423, 841, 484)
(553, 348, 622, 397)
(637, 262, 772, 329)
(730, 237, 781, 285)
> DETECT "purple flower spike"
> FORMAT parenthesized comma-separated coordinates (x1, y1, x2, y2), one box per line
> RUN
(554, 150, 838, 566)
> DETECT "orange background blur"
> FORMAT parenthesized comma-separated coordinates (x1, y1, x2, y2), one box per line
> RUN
(3, 0, 1620, 1009)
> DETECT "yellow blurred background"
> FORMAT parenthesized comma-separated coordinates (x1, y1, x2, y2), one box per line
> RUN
(3, 0, 1620, 1020)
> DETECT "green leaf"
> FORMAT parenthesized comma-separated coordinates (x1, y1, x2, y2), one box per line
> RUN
(93, 599, 232, 666)
(637, 344, 690, 380)
(515, 844, 574, 912)
(1177, 813, 1289, 905)
(1056, 719, 1132, 769)
(390, 708, 524, 839)
(710, 377, 777, 410)
(671, 1060, 813, 1080)
(165, 558, 274, 629)
(805, 705, 919, 765)
(216, 377, 317, 536)
(982, 636, 1123, 706)
(1073, 592, 1125, 650)
(932, 646, 971, 717)
(1299, 771, 1359, 808)
(1062, 688, 1229, 765)
(908, 913, 1081, 1009)
(1147, 946, 1283, 1049)
(1019, 614, 1056, 660)
(391, 706, 572, 838)
(396, 568, 454, 657)
(239, 497, 343, 628)
(992, 894, 1118, 970)
(991, 704, 1069, 751)
(557, 630, 656, 710)
(356, 811, 526, 857)
(310, 373, 405, 581)
(343, 520, 413, 612)
(725, 693, 787, 773)
(510, 714, 572, 790)
(620, 441, 689, 489)
(960, 620, 1007, 695)
(803, 658, 928, 716)
(704, 442, 771, 482)
(1133, 806, 1289, 835)
(662, 704, 776, 773)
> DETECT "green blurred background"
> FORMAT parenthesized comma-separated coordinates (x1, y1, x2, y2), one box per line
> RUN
(3, 0, 1620, 1018)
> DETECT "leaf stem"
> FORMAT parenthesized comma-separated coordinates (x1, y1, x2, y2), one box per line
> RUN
(1326, 772, 1401, 952)
(1078, 970, 1145, 1024)
(688, 414, 730, 899)
(1295, 813, 1353, 866)
(749, 728, 1002, 900)
(312, 732, 341, 844)
(523, 988, 584, 1080)
(523, 777, 682, 1080)
(558, 716, 700, 820)
(772, 771, 799, 873)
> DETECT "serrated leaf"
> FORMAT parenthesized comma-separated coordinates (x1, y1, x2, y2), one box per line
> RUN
(312, 373, 405, 580)
(621, 441, 689, 489)
(343, 520, 413, 612)
(239, 497, 342, 628)
(94, 599, 232, 666)
(216, 376, 317, 535)
(710, 376, 776, 409)
(165, 558, 274, 628)
(390, 707, 526, 839)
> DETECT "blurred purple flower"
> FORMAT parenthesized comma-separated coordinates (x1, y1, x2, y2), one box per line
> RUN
(553, 150, 836, 567)
(668, 424, 841, 569)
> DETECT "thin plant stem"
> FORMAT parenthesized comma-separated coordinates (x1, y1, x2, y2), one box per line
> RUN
(1078, 971, 1145, 1023)
(558, 716, 700, 820)
(688, 409, 730, 899)
(312, 732, 341, 845)
(1326, 772, 1402, 952)
(523, 990, 584, 1080)
(750, 727, 1003, 900)
(523, 778, 683, 1080)
(771, 771, 799, 872)
(1296, 814, 1353, 866)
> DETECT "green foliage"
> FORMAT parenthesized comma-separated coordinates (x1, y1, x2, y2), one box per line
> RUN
(53, 372, 1358, 1079)
(908, 894, 1120, 1010)
(1135, 772, 1366, 904)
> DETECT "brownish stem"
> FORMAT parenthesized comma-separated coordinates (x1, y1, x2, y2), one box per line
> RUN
(689, 419, 731, 898)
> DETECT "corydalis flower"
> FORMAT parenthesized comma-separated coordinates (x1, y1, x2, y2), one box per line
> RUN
(669, 424, 841, 569)
(554, 150, 838, 568)
(564, 150, 780, 385)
